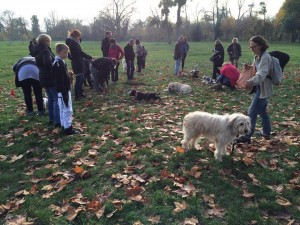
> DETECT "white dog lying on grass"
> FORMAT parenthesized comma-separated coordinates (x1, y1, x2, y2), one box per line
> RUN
(168, 82, 192, 94)
(181, 111, 251, 161)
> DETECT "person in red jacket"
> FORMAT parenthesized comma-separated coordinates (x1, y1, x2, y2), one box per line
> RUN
(214, 62, 240, 90)
(108, 38, 124, 84)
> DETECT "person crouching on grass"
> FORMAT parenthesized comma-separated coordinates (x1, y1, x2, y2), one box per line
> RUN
(52, 43, 79, 135)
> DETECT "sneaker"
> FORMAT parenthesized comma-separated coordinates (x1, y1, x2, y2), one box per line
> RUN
(64, 126, 80, 135)
(54, 123, 61, 128)
(254, 131, 270, 140)
(26, 110, 34, 116)
(213, 83, 223, 91)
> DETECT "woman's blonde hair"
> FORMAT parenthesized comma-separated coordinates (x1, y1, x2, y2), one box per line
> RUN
(37, 34, 51, 45)
(68, 29, 82, 38)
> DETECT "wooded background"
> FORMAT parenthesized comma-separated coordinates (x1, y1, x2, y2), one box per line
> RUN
(0, 0, 299, 43)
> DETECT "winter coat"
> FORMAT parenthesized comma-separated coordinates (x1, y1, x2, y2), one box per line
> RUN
(66, 37, 92, 74)
(213, 43, 224, 67)
(174, 41, 182, 60)
(227, 43, 242, 60)
(108, 44, 124, 61)
(101, 37, 110, 57)
(52, 56, 71, 95)
(33, 43, 55, 87)
(220, 64, 240, 86)
(124, 44, 135, 61)
(91, 57, 112, 72)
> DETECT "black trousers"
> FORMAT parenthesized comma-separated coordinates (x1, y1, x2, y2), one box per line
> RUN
(20, 78, 44, 112)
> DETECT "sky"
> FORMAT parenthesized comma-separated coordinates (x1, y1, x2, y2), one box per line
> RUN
(2, 0, 285, 27)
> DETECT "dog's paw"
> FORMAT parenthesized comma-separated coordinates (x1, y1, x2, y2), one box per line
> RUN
(214, 151, 222, 161)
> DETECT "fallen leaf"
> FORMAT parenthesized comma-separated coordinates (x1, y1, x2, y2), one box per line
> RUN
(73, 165, 84, 174)
(173, 201, 187, 213)
(276, 196, 292, 207)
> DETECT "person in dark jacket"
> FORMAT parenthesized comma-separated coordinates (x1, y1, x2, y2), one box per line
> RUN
(66, 29, 92, 100)
(13, 56, 44, 116)
(33, 33, 60, 126)
(124, 39, 135, 80)
(53, 43, 79, 135)
(227, 37, 242, 68)
(174, 36, 183, 75)
(101, 31, 112, 57)
(29, 38, 37, 56)
(212, 39, 225, 80)
(90, 57, 117, 92)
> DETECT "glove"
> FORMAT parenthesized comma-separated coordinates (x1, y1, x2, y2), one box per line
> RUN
(62, 93, 69, 107)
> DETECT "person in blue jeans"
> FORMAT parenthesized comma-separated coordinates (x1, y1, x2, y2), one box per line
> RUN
(173, 36, 183, 75)
(33, 34, 60, 127)
(237, 35, 273, 144)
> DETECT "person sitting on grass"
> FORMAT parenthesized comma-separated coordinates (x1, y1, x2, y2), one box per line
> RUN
(213, 62, 240, 91)
(52, 43, 79, 135)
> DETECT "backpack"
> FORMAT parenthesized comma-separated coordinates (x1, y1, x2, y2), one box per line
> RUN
(269, 54, 283, 85)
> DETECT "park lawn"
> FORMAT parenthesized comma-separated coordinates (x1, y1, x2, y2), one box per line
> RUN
(0, 40, 299, 225)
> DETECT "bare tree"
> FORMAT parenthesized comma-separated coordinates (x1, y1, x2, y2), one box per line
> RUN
(95, 0, 135, 40)
(237, 0, 247, 20)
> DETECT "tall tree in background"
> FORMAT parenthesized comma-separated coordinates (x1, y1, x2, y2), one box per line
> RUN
(159, 0, 176, 43)
(174, 0, 187, 38)
(96, 0, 135, 40)
(279, 0, 300, 42)
(30, 15, 40, 38)
(258, 1, 267, 35)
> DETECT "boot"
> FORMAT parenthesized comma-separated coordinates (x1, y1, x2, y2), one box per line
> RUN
(64, 126, 80, 135)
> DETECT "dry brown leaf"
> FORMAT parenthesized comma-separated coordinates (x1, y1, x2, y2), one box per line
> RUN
(73, 165, 84, 174)
(9, 154, 23, 163)
(147, 215, 161, 224)
(243, 155, 254, 166)
(175, 146, 185, 153)
(206, 205, 226, 218)
(242, 189, 255, 198)
(183, 217, 199, 225)
(95, 205, 105, 219)
(276, 196, 292, 207)
(173, 201, 187, 213)
(187, 166, 202, 178)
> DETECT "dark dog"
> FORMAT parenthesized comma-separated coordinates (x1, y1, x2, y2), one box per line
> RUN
(190, 65, 199, 78)
(129, 90, 161, 101)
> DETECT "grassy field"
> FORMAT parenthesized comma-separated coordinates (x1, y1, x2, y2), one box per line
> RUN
(0, 40, 299, 225)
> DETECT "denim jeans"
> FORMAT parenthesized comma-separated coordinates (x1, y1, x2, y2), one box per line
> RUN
(45, 86, 60, 124)
(74, 73, 84, 98)
(126, 60, 135, 80)
(216, 75, 231, 87)
(174, 59, 181, 75)
(246, 86, 271, 138)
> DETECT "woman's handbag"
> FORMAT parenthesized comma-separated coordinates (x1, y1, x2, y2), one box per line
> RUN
(236, 65, 256, 89)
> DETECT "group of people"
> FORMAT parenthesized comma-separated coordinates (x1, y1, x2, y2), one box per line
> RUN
(172, 34, 290, 145)
(14, 32, 290, 145)
(13, 29, 150, 135)
(210, 36, 289, 144)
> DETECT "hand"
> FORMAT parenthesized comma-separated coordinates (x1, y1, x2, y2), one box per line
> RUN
(243, 63, 252, 70)
(244, 80, 252, 89)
